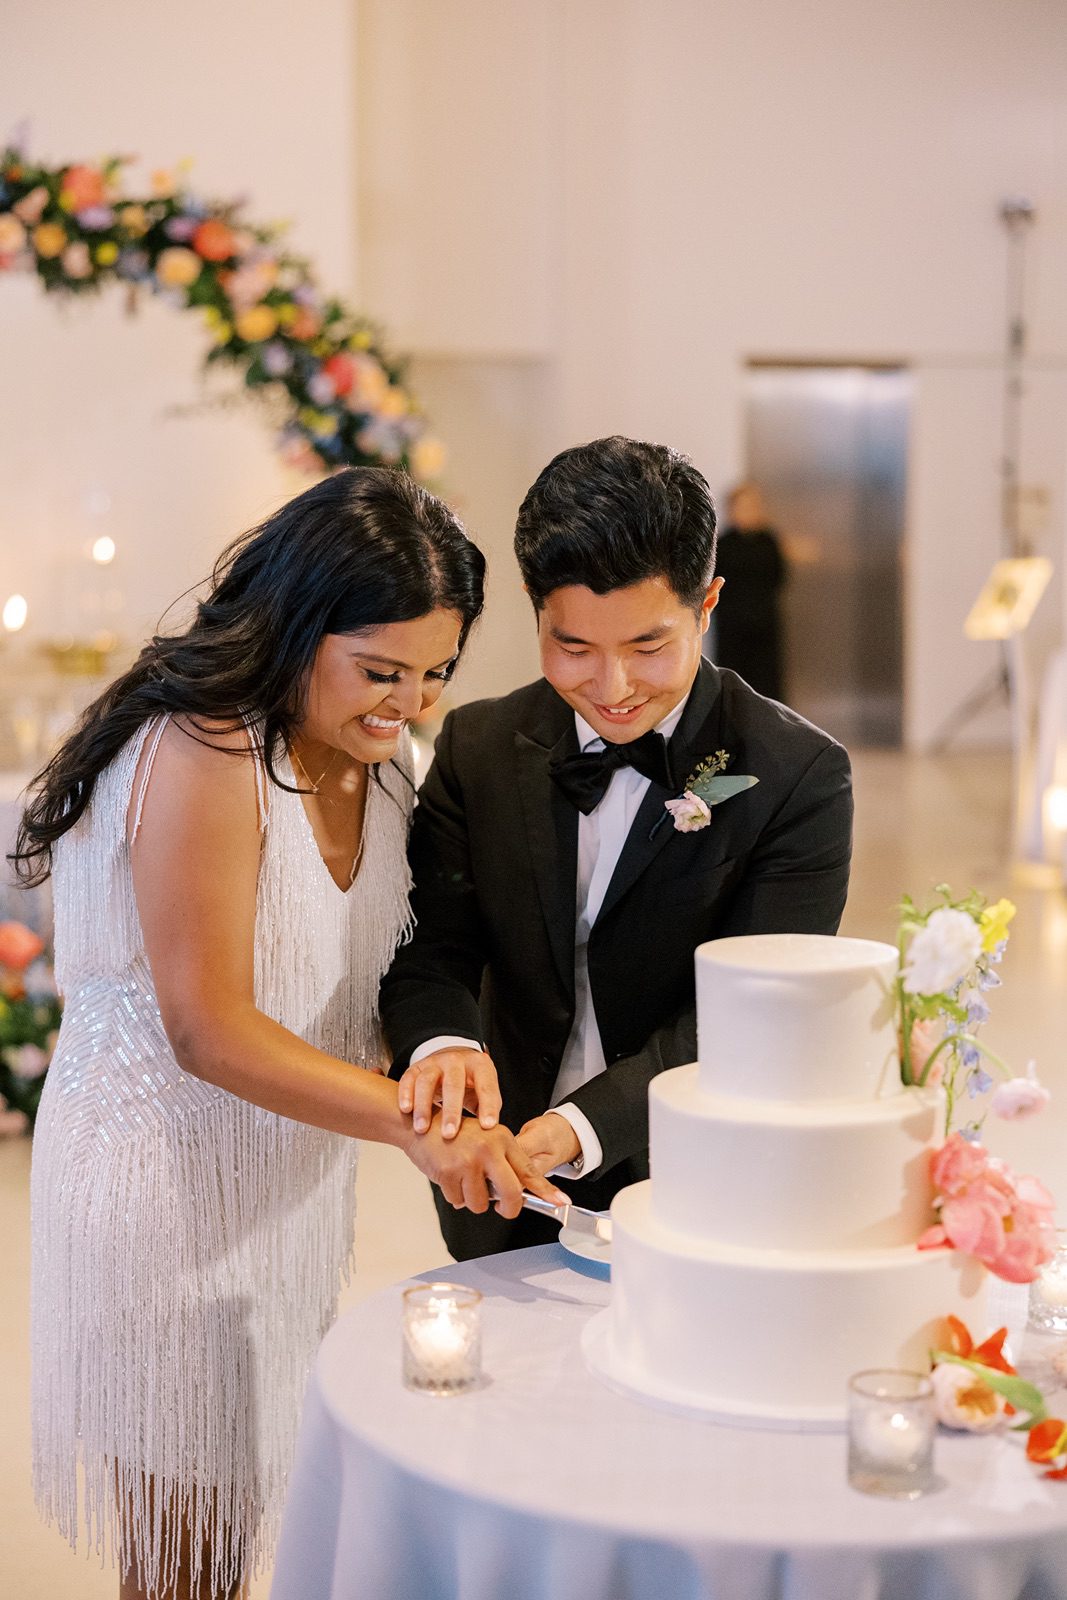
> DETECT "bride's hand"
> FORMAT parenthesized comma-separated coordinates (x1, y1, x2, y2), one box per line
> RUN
(397, 1046, 501, 1139)
(402, 1116, 567, 1217)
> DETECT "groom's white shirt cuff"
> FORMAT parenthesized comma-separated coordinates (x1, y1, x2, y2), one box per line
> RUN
(407, 1038, 603, 1177)
(409, 1036, 484, 1066)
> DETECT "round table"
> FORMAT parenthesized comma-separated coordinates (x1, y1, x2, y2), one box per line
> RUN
(270, 1244, 1067, 1600)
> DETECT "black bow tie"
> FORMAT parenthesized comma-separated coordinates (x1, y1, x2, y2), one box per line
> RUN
(548, 729, 675, 815)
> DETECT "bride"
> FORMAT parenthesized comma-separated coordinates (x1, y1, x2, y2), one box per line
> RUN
(14, 467, 562, 1600)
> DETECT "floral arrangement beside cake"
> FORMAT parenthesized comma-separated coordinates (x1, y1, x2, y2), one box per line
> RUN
(0, 921, 62, 1134)
(584, 886, 1058, 1442)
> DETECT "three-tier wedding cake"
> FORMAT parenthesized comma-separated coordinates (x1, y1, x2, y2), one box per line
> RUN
(584, 932, 986, 1427)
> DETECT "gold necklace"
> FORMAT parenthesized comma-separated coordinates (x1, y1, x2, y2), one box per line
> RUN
(291, 744, 341, 794)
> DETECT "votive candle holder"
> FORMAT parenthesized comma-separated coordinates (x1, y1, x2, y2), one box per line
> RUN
(402, 1282, 482, 1395)
(847, 1369, 936, 1499)
(1028, 1234, 1067, 1334)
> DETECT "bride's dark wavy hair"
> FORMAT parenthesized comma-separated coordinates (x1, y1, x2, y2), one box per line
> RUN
(12, 467, 485, 887)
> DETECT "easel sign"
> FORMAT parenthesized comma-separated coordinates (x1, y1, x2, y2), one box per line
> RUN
(965, 557, 1053, 641)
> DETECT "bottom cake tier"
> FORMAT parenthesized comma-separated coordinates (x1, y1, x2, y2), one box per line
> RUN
(598, 1180, 987, 1426)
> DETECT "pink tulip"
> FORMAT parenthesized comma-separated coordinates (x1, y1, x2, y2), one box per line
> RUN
(930, 1132, 989, 1196)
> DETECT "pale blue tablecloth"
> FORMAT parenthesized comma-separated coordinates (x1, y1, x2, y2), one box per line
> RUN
(271, 1244, 1067, 1600)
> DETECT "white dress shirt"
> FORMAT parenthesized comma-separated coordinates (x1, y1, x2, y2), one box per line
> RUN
(412, 691, 690, 1178)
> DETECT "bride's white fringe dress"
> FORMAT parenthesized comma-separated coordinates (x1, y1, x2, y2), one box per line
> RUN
(31, 718, 414, 1594)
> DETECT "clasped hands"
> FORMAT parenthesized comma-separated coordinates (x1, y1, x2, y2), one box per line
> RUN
(397, 1046, 576, 1217)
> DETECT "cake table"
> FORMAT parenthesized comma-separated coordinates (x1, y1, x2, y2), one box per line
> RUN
(270, 1244, 1067, 1600)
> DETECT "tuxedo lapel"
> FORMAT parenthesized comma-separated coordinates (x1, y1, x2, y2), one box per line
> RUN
(514, 700, 580, 998)
(596, 660, 725, 924)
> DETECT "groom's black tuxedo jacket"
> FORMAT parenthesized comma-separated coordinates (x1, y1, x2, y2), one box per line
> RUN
(380, 661, 853, 1259)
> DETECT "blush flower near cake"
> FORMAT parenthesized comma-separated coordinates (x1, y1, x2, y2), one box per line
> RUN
(894, 886, 1055, 1286)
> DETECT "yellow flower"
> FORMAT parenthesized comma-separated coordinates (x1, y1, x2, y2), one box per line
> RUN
(118, 204, 149, 237)
(213, 321, 234, 345)
(311, 338, 331, 358)
(33, 222, 67, 259)
(95, 241, 119, 266)
(275, 302, 298, 327)
(349, 329, 373, 350)
(156, 246, 202, 288)
(235, 305, 278, 342)
(411, 436, 446, 479)
(201, 306, 222, 329)
(378, 386, 408, 419)
(979, 898, 1016, 953)
(299, 408, 337, 440)
(0, 213, 27, 254)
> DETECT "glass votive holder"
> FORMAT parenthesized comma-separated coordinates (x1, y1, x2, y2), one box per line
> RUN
(847, 1370, 936, 1499)
(402, 1282, 482, 1395)
(1028, 1234, 1067, 1334)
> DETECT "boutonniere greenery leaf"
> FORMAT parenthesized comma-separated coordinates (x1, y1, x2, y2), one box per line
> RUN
(661, 749, 759, 834)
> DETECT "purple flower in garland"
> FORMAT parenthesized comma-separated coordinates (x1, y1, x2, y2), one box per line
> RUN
(292, 283, 319, 308)
(115, 247, 150, 280)
(261, 342, 292, 377)
(77, 205, 115, 231)
(978, 968, 1002, 992)
(306, 370, 337, 406)
(165, 215, 197, 243)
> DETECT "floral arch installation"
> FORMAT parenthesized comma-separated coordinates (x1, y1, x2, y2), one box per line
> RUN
(0, 143, 443, 480)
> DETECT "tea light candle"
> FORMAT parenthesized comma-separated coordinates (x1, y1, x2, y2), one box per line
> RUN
(847, 1370, 935, 1498)
(402, 1282, 482, 1395)
(1029, 1235, 1067, 1333)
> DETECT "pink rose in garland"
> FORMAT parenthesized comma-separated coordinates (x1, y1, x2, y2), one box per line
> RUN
(919, 1132, 1056, 1283)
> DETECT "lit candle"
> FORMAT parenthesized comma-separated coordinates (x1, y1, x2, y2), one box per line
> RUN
(402, 1282, 482, 1394)
(1029, 1236, 1067, 1333)
(847, 1370, 935, 1498)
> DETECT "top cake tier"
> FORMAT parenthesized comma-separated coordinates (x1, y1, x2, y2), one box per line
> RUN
(696, 932, 899, 1102)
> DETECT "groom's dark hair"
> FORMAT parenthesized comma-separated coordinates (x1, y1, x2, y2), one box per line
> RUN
(514, 436, 717, 611)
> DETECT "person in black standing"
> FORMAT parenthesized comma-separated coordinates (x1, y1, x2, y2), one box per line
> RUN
(713, 481, 787, 701)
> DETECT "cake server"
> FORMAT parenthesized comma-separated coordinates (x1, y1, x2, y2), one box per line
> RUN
(520, 1193, 613, 1243)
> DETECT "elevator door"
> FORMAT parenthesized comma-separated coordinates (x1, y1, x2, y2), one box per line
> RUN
(743, 364, 909, 747)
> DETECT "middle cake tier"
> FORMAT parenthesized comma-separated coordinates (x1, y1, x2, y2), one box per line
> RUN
(649, 1063, 941, 1251)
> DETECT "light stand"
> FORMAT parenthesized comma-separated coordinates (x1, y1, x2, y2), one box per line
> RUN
(927, 197, 1036, 756)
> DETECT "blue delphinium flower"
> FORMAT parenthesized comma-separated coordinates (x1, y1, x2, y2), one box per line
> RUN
(966, 996, 991, 1028)
(967, 1068, 994, 1098)
(978, 968, 1002, 991)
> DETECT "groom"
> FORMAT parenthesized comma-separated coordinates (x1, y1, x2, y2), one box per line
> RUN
(380, 437, 853, 1259)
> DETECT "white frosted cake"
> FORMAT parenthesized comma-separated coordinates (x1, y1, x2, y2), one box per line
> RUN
(586, 933, 986, 1427)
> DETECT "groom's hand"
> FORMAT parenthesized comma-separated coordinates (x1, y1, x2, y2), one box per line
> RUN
(516, 1112, 581, 1175)
(397, 1047, 502, 1139)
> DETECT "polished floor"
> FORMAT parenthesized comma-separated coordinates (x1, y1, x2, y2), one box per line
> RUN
(1, 748, 1064, 1598)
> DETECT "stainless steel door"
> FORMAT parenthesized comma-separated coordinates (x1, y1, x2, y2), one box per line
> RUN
(741, 364, 909, 747)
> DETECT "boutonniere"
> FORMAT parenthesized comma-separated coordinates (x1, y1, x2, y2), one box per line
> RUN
(658, 749, 759, 836)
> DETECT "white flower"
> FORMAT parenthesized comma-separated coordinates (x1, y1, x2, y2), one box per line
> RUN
(664, 790, 712, 833)
(5, 1043, 49, 1080)
(990, 1064, 1050, 1120)
(930, 1361, 1007, 1432)
(902, 908, 982, 996)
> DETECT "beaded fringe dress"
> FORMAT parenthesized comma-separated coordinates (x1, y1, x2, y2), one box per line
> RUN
(31, 717, 414, 1595)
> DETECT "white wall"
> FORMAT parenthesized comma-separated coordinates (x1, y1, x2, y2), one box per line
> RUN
(357, 0, 1067, 744)
(0, 0, 356, 648)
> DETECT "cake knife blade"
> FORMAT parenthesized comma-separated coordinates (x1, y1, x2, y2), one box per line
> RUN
(520, 1192, 613, 1243)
